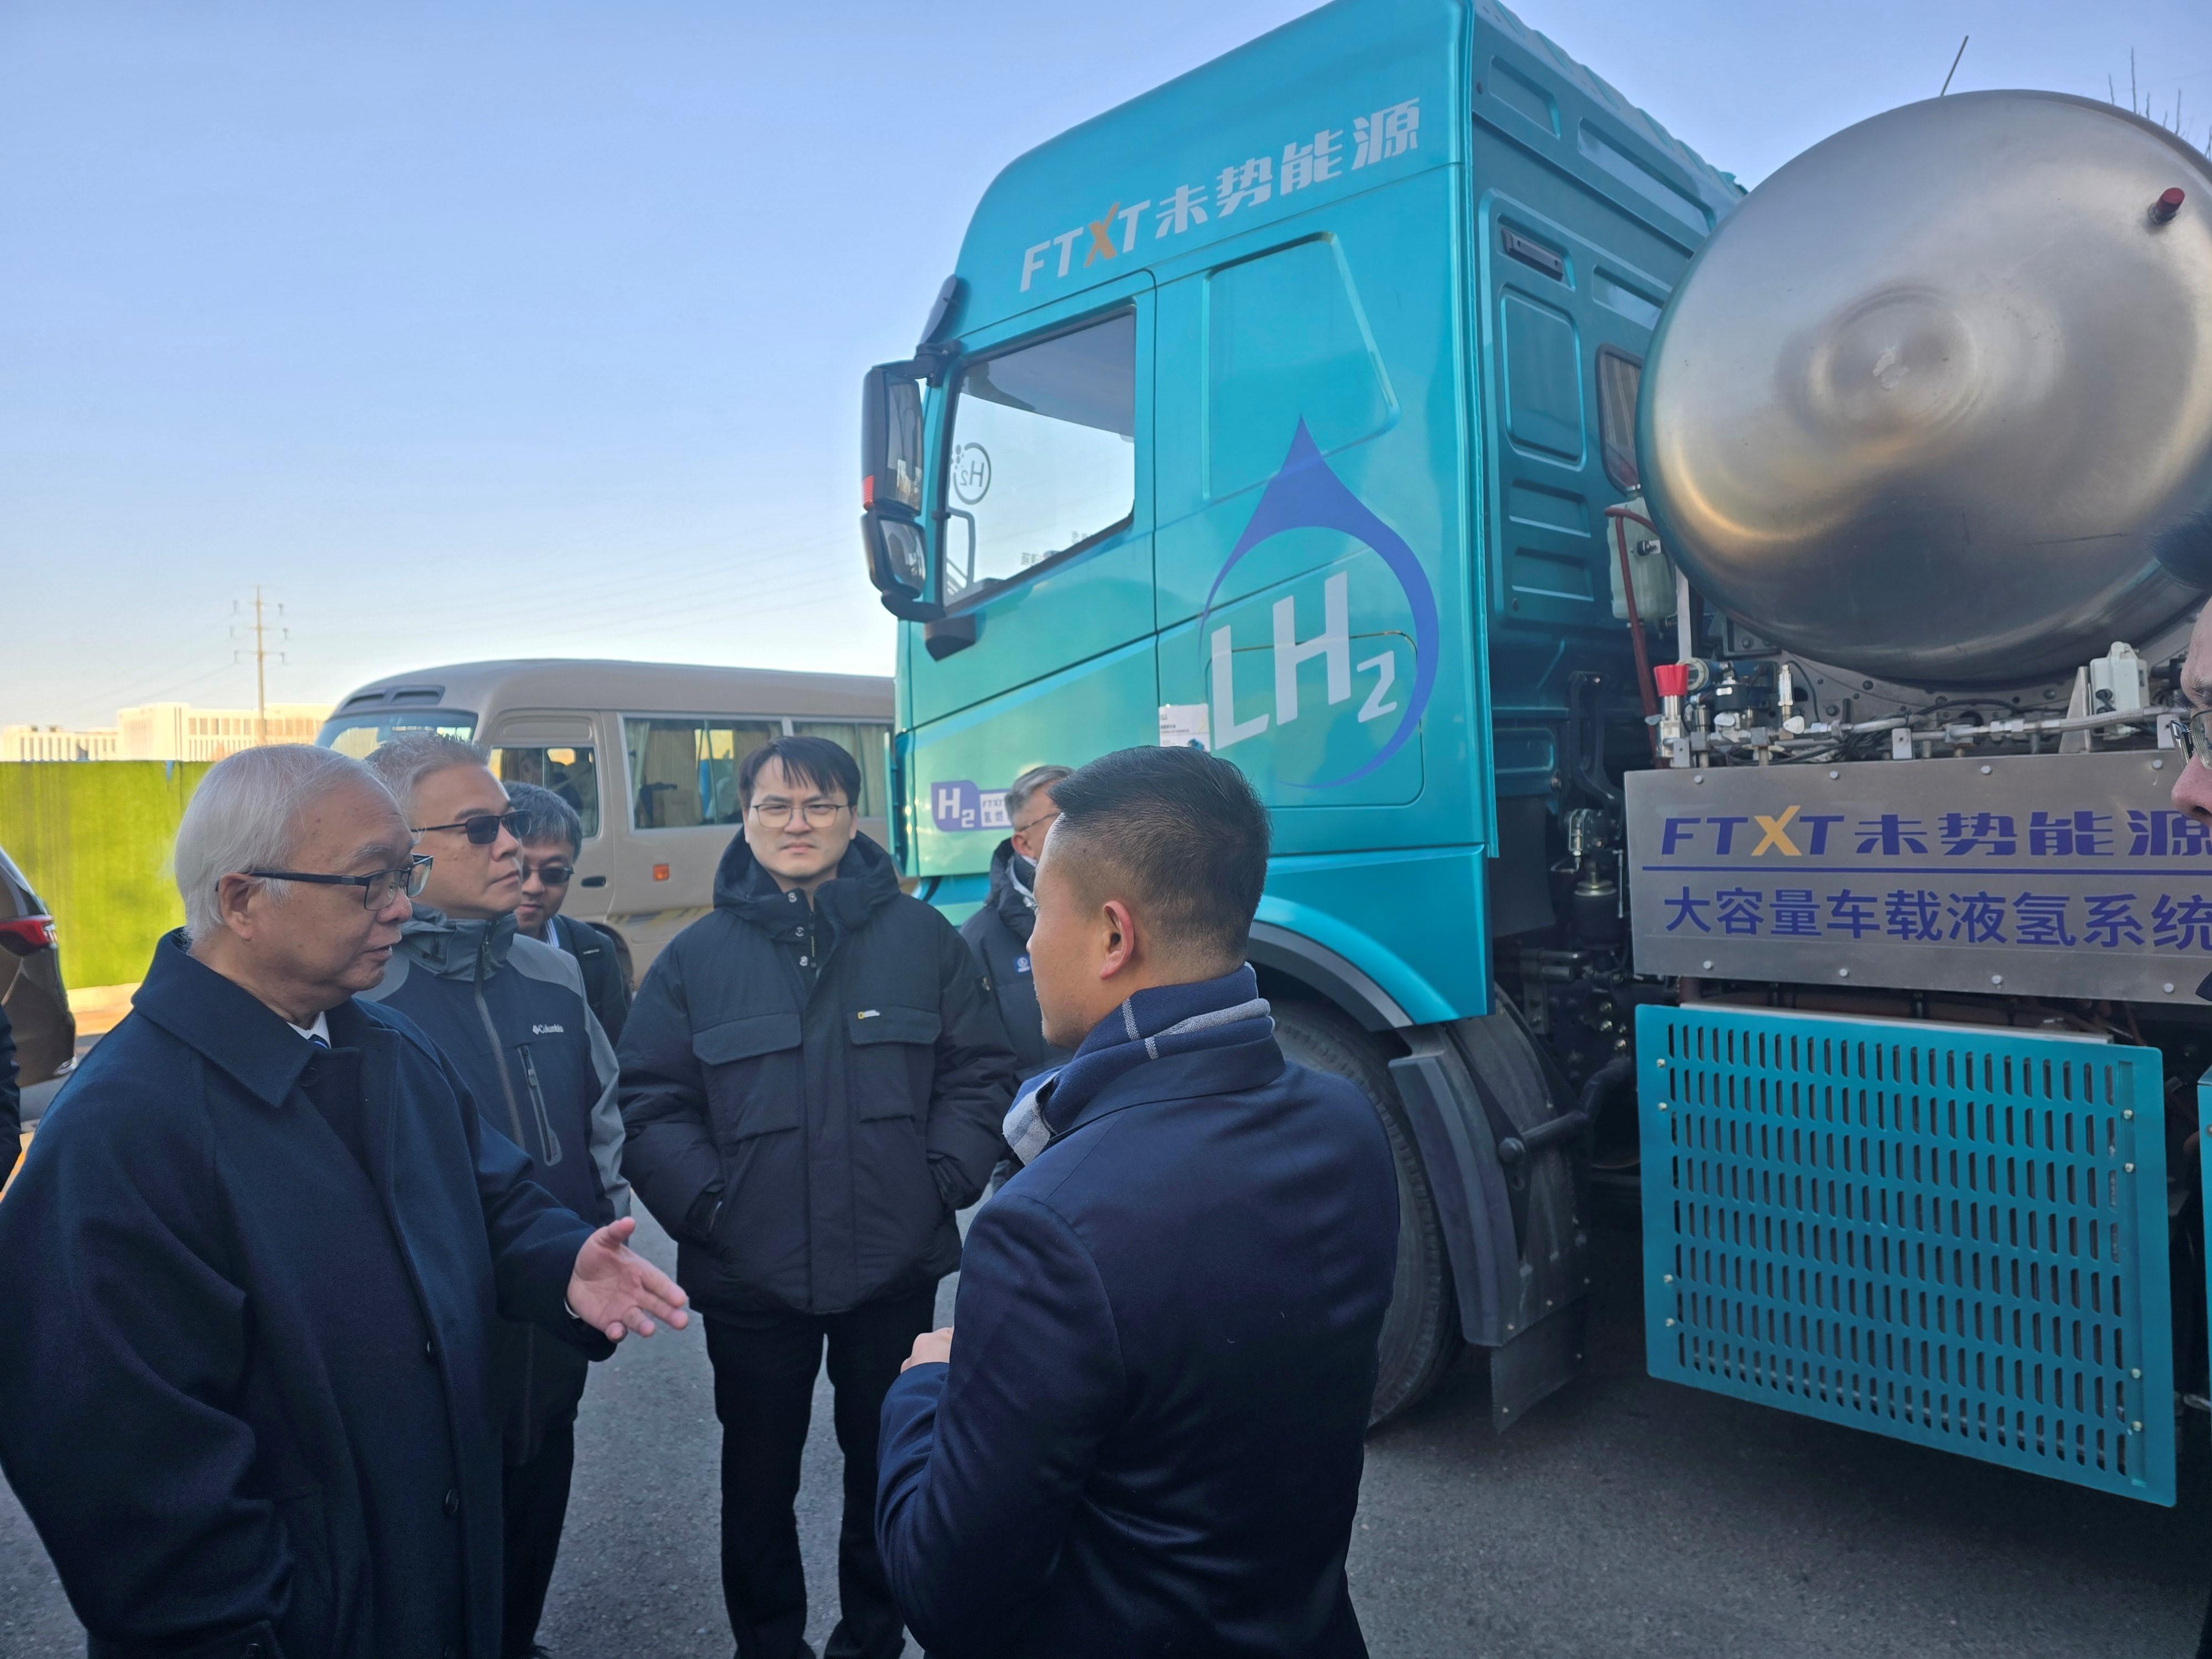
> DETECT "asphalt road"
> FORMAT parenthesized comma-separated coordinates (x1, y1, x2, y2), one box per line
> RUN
(5, 1208, 2211, 1657)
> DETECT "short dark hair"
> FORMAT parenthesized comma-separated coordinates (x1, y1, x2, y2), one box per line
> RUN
(1046, 746, 1270, 963)
(738, 734, 862, 811)
(505, 781, 583, 855)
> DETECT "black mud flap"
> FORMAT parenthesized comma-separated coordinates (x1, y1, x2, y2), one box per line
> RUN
(1488, 1300, 1587, 1431)
(1387, 994, 1593, 1433)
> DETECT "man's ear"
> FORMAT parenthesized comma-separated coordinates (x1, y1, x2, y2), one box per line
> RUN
(1097, 896, 1138, 983)
(212, 872, 262, 941)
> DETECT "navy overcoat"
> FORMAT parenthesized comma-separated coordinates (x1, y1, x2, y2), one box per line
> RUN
(0, 933, 608, 1659)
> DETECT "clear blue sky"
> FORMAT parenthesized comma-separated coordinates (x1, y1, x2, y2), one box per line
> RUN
(4, 0, 2206, 729)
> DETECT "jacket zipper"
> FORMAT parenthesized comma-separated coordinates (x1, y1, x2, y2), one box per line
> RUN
(518, 1044, 562, 1165)
(472, 959, 530, 1155)
(467, 933, 542, 1448)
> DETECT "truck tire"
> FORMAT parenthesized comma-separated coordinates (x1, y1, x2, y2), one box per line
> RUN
(1272, 1001, 1458, 1427)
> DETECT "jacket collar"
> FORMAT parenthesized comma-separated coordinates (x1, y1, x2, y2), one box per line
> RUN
(984, 838, 1039, 942)
(394, 904, 515, 982)
(131, 931, 331, 1109)
(1008, 966, 1280, 1156)
(712, 830, 901, 938)
(1047, 1032, 1286, 1142)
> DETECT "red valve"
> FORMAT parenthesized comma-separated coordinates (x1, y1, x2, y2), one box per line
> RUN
(2153, 187, 2185, 225)
(1653, 663, 1690, 698)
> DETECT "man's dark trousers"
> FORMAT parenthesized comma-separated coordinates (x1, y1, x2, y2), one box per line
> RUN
(503, 1417, 577, 1656)
(708, 1286, 937, 1659)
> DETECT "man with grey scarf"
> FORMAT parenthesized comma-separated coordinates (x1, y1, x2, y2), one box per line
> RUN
(361, 732, 628, 1659)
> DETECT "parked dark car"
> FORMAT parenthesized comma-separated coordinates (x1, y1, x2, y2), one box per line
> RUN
(0, 845, 75, 1088)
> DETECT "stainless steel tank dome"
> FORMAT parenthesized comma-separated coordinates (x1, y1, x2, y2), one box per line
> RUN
(1639, 91, 2212, 686)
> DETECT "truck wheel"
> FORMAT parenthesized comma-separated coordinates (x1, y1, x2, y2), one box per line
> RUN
(1272, 1001, 1458, 1427)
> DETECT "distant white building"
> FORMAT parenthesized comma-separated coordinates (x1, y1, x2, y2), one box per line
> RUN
(1, 726, 119, 762)
(117, 702, 331, 761)
(1, 702, 331, 763)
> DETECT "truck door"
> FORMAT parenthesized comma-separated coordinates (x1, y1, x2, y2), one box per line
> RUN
(1148, 167, 1493, 1026)
(902, 275, 1157, 881)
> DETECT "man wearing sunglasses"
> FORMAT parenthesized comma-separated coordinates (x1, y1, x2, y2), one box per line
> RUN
(362, 732, 632, 1659)
(507, 782, 633, 1044)
(0, 745, 685, 1659)
(620, 734, 1016, 1659)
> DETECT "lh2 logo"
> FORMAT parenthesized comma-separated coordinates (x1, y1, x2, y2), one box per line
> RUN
(1197, 421, 1438, 787)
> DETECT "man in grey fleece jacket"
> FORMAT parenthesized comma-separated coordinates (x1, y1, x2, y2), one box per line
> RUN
(362, 731, 629, 1659)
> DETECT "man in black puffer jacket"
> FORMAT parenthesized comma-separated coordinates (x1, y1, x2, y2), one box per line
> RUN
(620, 735, 1016, 1659)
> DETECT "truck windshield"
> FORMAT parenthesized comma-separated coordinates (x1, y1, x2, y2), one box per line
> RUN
(943, 310, 1135, 602)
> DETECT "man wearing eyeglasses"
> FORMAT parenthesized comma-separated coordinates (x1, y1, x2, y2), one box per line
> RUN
(0, 745, 685, 1659)
(508, 781, 633, 1044)
(958, 765, 1075, 1093)
(361, 731, 632, 1659)
(620, 734, 1016, 1659)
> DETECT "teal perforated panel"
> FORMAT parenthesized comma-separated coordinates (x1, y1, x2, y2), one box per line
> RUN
(1639, 1005, 2174, 1505)
(2198, 1066, 2212, 1449)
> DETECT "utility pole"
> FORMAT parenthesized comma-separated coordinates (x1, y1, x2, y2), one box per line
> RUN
(253, 586, 268, 746)
(231, 589, 288, 748)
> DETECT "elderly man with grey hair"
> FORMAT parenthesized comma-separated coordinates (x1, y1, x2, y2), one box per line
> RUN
(960, 764, 1077, 1086)
(359, 729, 630, 1659)
(0, 744, 686, 1659)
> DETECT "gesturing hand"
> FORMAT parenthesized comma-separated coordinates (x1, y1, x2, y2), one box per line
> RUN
(567, 1217, 691, 1342)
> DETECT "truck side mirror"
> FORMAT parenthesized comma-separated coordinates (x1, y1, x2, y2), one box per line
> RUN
(860, 363, 942, 619)
(862, 365, 926, 518)
(861, 507, 942, 621)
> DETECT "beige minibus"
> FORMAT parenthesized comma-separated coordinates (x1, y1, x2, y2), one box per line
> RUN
(319, 659, 892, 974)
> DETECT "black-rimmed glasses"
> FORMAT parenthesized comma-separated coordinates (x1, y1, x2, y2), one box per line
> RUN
(414, 810, 525, 846)
(749, 799, 851, 829)
(245, 855, 431, 909)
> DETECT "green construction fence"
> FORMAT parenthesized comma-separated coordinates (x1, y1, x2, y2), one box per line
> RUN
(0, 761, 213, 990)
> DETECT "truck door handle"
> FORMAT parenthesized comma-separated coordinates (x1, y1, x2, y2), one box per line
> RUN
(580, 875, 607, 888)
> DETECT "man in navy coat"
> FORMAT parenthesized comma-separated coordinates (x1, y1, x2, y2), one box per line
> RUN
(0, 745, 688, 1659)
(875, 745, 1399, 1657)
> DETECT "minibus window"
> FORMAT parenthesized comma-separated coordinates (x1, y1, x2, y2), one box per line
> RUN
(316, 710, 477, 757)
(624, 717, 779, 829)
(791, 722, 889, 818)
(942, 311, 1135, 604)
(491, 745, 601, 839)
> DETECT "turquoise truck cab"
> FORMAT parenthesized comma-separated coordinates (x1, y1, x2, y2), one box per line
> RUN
(860, 0, 1739, 1425)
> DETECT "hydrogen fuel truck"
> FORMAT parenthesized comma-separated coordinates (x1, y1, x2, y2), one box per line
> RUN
(857, 0, 2212, 1505)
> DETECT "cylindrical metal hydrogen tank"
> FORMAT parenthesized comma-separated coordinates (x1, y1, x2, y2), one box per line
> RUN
(1639, 91, 2212, 686)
